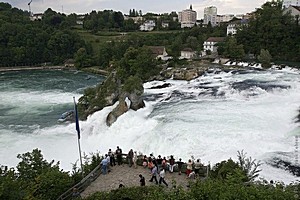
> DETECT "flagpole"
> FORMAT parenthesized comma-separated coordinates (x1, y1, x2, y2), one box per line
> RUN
(73, 97, 84, 177)
(77, 133, 84, 177)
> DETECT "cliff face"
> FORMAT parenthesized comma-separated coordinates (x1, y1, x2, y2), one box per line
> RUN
(78, 72, 145, 126)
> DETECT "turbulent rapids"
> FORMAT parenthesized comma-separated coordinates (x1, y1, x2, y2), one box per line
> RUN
(0, 66, 300, 183)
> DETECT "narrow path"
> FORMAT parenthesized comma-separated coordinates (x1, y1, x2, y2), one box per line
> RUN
(81, 164, 194, 198)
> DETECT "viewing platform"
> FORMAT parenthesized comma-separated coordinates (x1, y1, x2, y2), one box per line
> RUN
(57, 154, 209, 199)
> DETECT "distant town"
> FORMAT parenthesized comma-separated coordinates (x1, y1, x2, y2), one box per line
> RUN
(27, 0, 300, 61)
(29, 0, 300, 32)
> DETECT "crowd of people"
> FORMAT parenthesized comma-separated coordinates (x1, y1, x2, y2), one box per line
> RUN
(99, 146, 206, 187)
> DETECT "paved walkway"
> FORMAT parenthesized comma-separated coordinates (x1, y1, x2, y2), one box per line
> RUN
(81, 164, 195, 198)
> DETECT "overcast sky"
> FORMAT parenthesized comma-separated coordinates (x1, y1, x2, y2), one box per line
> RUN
(4, 0, 269, 19)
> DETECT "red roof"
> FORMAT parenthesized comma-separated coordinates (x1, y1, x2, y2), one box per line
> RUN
(205, 37, 225, 42)
(148, 46, 165, 56)
(182, 48, 194, 52)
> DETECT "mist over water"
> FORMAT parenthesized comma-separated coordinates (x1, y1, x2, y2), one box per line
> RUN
(1, 67, 300, 183)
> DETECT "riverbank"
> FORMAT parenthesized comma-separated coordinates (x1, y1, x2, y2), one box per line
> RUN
(0, 65, 66, 72)
(0, 65, 110, 77)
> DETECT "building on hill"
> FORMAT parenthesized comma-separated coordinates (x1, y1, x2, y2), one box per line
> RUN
(148, 46, 172, 61)
(283, 5, 300, 24)
(226, 19, 248, 35)
(179, 48, 197, 60)
(178, 5, 197, 28)
(124, 15, 144, 23)
(162, 22, 169, 28)
(140, 20, 156, 31)
(216, 14, 235, 25)
(30, 13, 43, 21)
(204, 6, 217, 27)
(283, 0, 300, 8)
(203, 37, 225, 53)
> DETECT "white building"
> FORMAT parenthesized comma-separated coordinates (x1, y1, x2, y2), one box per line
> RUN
(283, 5, 300, 24)
(203, 37, 225, 53)
(179, 48, 196, 60)
(283, 0, 300, 8)
(216, 14, 234, 24)
(140, 20, 156, 31)
(178, 5, 197, 28)
(30, 13, 43, 21)
(226, 19, 248, 35)
(162, 22, 169, 28)
(148, 46, 172, 61)
(204, 6, 217, 27)
(124, 16, 144, 23)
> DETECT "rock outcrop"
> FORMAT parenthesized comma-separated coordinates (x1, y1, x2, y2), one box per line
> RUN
(78, 72, 145, 126)
(106, 96, 129, 126)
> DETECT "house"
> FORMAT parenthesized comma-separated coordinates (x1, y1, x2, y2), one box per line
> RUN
(179, 48, 196, 60)
(226, 19, 248, 35)
(123, 16, 144, 23)
(76, 14, 85, 25)
(203, 37, 225, 53)
(283, 0, 300, 8)
(64, 59, 75, 68)
(140, 20, 156, 31)
(283, 5, 300, 24)
(148, 46, 172, 61)
(162, 22, 169, 28)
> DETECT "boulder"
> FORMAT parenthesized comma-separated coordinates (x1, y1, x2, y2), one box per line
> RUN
(127, 90, 145, 111)
(106, 97, 129, 126)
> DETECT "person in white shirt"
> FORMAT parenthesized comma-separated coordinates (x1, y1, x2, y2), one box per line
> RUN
(133, 151, 138, 168)
(159, 168, 168, 187)
(106, 154, 110, 172)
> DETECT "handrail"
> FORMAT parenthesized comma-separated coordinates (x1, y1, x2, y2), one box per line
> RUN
(56, 153, 128, 200)
(56, 164, 101, 200)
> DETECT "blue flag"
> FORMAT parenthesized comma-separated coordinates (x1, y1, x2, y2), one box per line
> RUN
(74, 98, 80, 140)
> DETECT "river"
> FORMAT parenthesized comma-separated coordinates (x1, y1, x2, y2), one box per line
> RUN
(0, 66, 299, 183)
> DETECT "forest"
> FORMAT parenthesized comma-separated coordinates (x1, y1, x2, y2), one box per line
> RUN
(0, 3, 87, 66)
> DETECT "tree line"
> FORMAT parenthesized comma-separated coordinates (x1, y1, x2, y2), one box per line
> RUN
(0, 3, 87, 67)
(1, 0, 299, 69)
(220, 0, 300, 63)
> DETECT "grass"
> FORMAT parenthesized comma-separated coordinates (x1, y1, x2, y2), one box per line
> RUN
(76, 30, 126, 53)
(76, 28, 182, 55)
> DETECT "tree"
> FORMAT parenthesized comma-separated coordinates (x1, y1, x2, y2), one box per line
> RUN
(0, 167, 23, 199)
(218, 37, 245, 60)
(117, 46, 158, 82)
(237, 150, 261, 182)
(75, 47, 90, 69)
(258, 49, 272, 68)
(16, 149, 73, 200)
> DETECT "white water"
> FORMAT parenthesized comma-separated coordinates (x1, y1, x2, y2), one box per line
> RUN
(1, 67, 300, 183)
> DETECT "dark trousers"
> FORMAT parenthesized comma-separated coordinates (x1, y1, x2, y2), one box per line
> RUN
(159, 177, 168, 186)
(117, 155, 122, 165)
(128, 157, 133, 167)
(149, 175, 158, 184)
(110, 156, 115, 166)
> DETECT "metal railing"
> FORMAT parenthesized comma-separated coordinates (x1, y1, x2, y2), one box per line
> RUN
(56, 164, 101, 200)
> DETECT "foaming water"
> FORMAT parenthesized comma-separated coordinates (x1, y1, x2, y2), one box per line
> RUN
(0, 69, 104, 168)
(1, 67, 300, 183)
